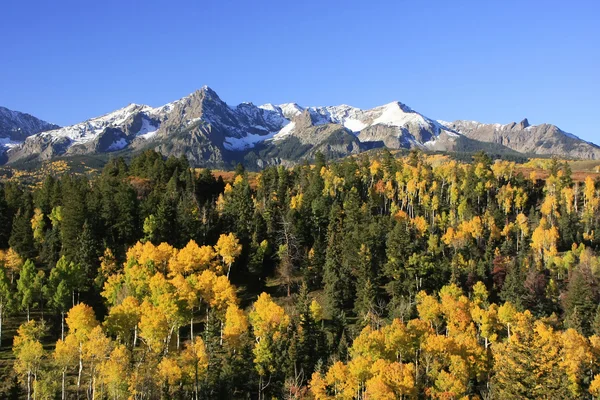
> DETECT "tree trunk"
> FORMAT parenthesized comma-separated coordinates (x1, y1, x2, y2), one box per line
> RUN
(220, 320, 223, 346)
(27, 305, 30, 322)
(0, 307, 3, 347)
(195, 361, 199, 400)
(62, 369, 66, 400)
(190, 316, 194, 344)
(27, 370, 31, 400)
(258, 376, 262, 400)
(61, 310, 65, 341)
(77, 347, 83, 399)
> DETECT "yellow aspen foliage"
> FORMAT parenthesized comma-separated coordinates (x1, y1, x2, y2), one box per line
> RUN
(427, 355, 469, 399)
(365, 374, 395, 400)
(416, 291, 442, 330)
(13, 320, 46, 399)
(211, 275, 238, 311)
(497, 302, 518, 338)
(290, 193, 303, 209)
(394, 210, 408, 222)
(370, 359, 416, 398)
(382, 319, 414, 362)
(215, 193, 226, 214)
(471, 281, 489, 308)
(411, 216, 428, 236)
(157, 356, 182, 386)
(103, 296, 140, 345)
(54, 334, 78, 396)
(590, 375, 600, 398)
(310, 299, 323, 322)
(501, 222, 514, 237)
(540, 194, 560, 220)
(181, 338, 209, 382)
(126, 241, 176, 273)
(370, 160, 381, 176)
(101, 273, 125, 306)
(66, 303, 99, 339)
(214, 233, 242, 277)
(170, 274, 198, 309)
(168, 240, 218, 276)
(560, 329, 592, 396)
(195, 269, 217, 304)
(562, 187, 575, 214)
(347, 355, 372, 389)
(531, 217, 559, 262)
(30, 208, 45, 243)
(350, 326, 386, 361)
(249, 293, 289, 340)
(223, 304, 248, 345)
(82, 326, 111, 395)
(97, 248, 118, 283)
(308, 371, 330, 399)
(123, 263, 152, 301)
(325, 361, 356, 399)
(138, 301, 169, 353)
(516, 213, 529, 236)
(0, 248, 23, 282)
(148, 272, 173, 304)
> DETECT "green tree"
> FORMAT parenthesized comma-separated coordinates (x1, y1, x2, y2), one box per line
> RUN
(0, 266, 14, 346)
(17, 260, 38, 321)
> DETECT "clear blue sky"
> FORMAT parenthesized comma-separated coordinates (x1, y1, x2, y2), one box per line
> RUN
(1, 0, 598, 143)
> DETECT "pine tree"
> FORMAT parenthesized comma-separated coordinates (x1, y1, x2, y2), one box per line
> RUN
(0, 184, 12, 248)
(9, 199, 36, 261)
(294, 283, 325, 383)
(0, 267, 13, 346)
(564, 265, 597, 335)
(323, 208, 354, 314)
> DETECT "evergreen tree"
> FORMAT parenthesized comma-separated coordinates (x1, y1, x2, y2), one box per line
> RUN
(0, 267, 13, 346)
(0, 184, 12, 248)
(563, 265, 597, 335)
(323, 208, 354, 314)
(9, 198, 36, 260)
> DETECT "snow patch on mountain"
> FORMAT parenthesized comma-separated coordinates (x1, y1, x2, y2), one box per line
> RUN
(38, 104, 150, 144)
(224, 131, 277, 150)
(273, 121, 296, 141)
(136, 118, 159, 140)
(107, 138, 128, 151)
(0, 137, 21, 149)
(373, 102, 427, 127)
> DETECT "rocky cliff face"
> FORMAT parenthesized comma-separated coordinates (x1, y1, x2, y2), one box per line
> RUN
(3, 87, 598, 168)
(0, 106, 59, 154)
(440, 119, 600, 159)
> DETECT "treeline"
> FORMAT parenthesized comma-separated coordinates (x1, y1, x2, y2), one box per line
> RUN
(1, 149, 600, 399)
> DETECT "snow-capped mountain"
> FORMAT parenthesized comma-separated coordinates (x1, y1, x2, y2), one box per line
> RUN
(0, 106, 59, 152)
(4, 86, 598, 167)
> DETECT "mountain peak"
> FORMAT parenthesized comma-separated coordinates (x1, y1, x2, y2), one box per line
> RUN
(200, 85, 218, 96)
(518, 118, 530, 129)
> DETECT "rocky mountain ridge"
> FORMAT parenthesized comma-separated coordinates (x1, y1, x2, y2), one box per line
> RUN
(2, 86, 598, 167)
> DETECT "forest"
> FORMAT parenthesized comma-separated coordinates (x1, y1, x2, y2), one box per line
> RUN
(0, 149, 600, 399)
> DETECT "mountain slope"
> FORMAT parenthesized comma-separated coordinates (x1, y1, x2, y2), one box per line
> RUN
(0, 106, 59, 151)
(439, 119, 600, 159)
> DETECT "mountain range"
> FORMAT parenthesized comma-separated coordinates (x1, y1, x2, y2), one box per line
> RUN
(2, 86, 599, 167)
